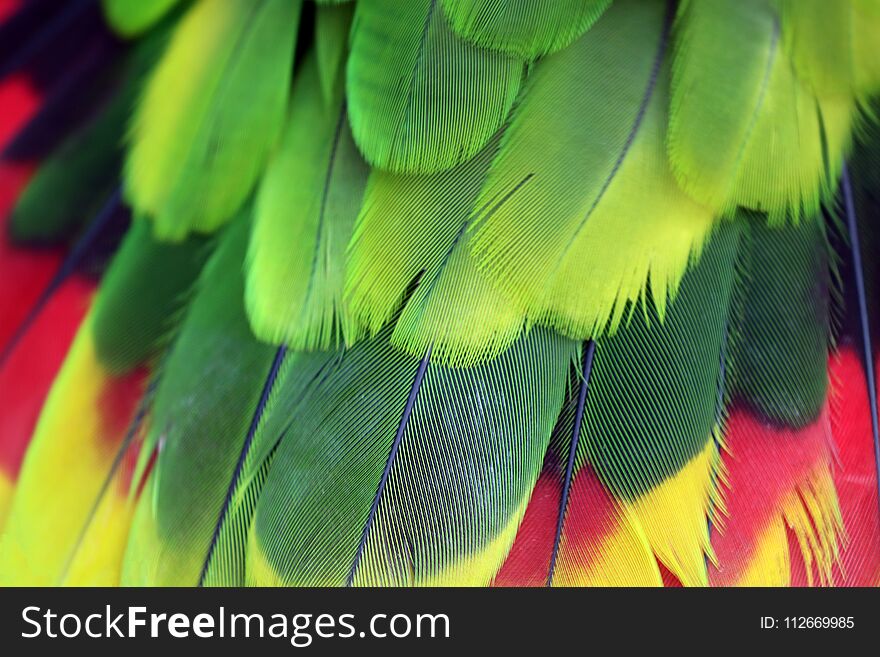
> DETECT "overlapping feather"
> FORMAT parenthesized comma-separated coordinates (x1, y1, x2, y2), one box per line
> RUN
(0, 0, 879, 590)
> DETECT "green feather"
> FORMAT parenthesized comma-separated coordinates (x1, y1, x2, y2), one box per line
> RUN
(10, 106, 123, 245)
(92, 220, 212, 374)
(125, 0, 301, 241)
(440, 0, 611, 58)
(315, 0, 353, 105)
(668, 0, 777, 212)
(247, 327, 575, 585)
(102, 0, 185, 37)
(345, 137, 526, 366)
(729, 213, 831, 427)
(668, 0, 852, 223)
(779, 0, 880, 99)
(579, 221, 739, 499)
(197, 348, 329, 586)
(246, 51, 368, 350)
(346, 0, 523, 174)
(121, 213, 278, 585)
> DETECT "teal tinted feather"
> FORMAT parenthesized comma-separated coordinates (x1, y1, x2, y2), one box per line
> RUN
(249, 328, 575, 585)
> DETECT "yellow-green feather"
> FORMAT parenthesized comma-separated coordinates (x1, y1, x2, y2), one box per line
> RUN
(779, 0, 880, 100)
(468, 0, 715, 340)
(440, 0, 612, 58)
(247, 51, 368, 350)
(345, 138, 526, 367)
(125, 0, 301, 241)
(669, 0, 854, 223)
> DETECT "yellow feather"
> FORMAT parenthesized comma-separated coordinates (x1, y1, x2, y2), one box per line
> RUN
(555, 503, 663, 587)
(626, 438, 722, 587)
(734, 520, 791, 586)
(0, 319, 143, 585)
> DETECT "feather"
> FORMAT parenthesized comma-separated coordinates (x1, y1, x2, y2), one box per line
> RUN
(0, 190, 127, 367)
(246, 50, 368, 350)
(8, 27, 166, 244)
(197, 345, 287, 586)
(550, 222, 739, 586)
(346, 0, 523, 174)
(709, 404, 841, 586)
(0, 199, 211, 582)
(440, 0, 611, 58)
(246, 327, 575, 586)
(125, 0, 300, 240)
(495, 462, 662, 587)
(121, 213, 278, 585)
(92, 220, 210, 374)
(346, 137, 526, 366)
(668, 0, 853, 223)
(840, 167, 880, 497)
(0, 314, 148, 585)
(101, 0, 184, 37)
(833, 108, 880, 583)
(314, 1, 353, 105)
(199, 348, 332, 586)
(4, 0, 880, 591)
(495, 350, 664, 587)
(0, 274, 93, 528)
(729, 213, 831, 426)
(705, 210, 839, 585)
(829, 349, 880, 586)
(779, 0, 880, 100)
(468, 0, 715, 340)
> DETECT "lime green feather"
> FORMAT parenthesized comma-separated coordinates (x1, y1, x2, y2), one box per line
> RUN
(247, 327, 575, 586)
(467, 0, 715, 341)
(852, 0, 880, 94)
(121, 214, 278, 585)
(125, 0, 301, 241)
(246, 51, 368, 350)
(345, 138, 526, 366)
(779, 0, 855, 98)
(440, 0, 611, 58)
(346, 0, 523, 174)
(668, 0, 777, 212)
(669, 0, 853, 223)
(779, 0, 880, 100)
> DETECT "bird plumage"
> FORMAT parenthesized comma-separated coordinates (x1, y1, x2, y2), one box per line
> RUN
(0, 0, 878, 587)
